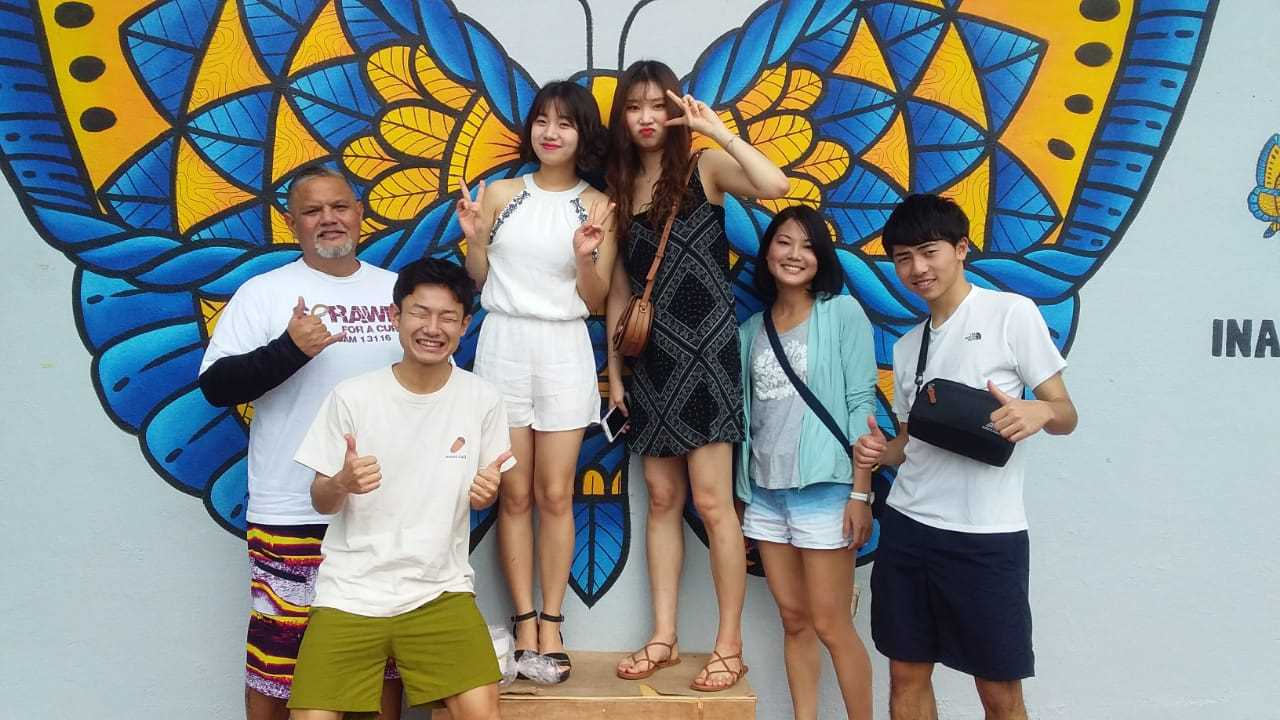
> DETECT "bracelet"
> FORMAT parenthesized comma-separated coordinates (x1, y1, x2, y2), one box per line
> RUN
(848, 490, 873, 505)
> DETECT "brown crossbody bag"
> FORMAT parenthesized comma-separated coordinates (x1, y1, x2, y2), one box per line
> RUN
(612, 151, 703, 357)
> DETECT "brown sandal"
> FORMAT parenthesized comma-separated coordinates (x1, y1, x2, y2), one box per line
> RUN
(616, 640, 681, 680)
(689, 651, 748, 692)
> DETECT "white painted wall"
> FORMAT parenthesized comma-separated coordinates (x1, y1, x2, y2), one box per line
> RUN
(2, 2, 1278, 718)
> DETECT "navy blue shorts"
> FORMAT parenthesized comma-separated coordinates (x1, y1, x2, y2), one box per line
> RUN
(870, 506, 1033, 681)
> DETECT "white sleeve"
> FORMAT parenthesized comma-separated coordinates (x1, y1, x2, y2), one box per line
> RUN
(199, 284, 270, 374)
(1006, 298, 1068, 391)
(892, 337, 914, 423)
(293, 389, 352, 478)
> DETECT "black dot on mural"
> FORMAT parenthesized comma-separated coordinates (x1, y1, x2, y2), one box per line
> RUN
(21, 170, 35, 178)
(231, 503, 244, 519)
(5, 133, 18, 142)
(1075, 42, 1113, 67)
(1079, 0, 1120, 21)
(1175, 29, 1194, 38)
(165, 448, 184, 463)
(1048, 139, 1076, 160)
(69, 55, 105, 82)
(1065, 94, 1094, 114)
(53, 1, 94, 28)
(112, 377, 130, 392)
(80, 107, 116, 132)
(87, 294, 104, 304)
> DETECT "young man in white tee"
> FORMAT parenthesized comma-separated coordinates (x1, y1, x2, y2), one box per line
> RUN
(855, 194, 1078, 720)
(288, 258, 513, 720)
(198, 165, 403, 720)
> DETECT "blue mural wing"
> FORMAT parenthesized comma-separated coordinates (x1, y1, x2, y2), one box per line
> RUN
(677, 0, 1219, 563)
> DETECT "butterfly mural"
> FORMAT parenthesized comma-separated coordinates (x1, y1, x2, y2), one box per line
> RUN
(1249, 134, 1280, 238)
(0, 0, 1216, 606)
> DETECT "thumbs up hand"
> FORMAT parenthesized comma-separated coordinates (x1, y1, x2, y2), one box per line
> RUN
(469, 450, 512, 509)
(853, 416, 887, 470)
(336, 434, 382, 494)
(987, 381, 1052, 442)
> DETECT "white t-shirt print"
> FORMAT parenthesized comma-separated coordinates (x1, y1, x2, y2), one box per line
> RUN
(294, 366, 511, 617)
(890, 286, 1067, 533)
(199, 259, 400, 525)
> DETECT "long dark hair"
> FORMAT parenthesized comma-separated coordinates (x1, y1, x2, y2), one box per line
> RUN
(605, 60, 692, 241)
(753, 206, 843, 305)
(519, 80, 608, 176)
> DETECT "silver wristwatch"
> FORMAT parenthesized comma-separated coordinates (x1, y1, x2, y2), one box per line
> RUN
(848, 490, 874, 506)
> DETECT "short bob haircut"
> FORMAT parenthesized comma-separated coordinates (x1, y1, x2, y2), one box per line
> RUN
(519, 80, 608, 176)
(753, 205, 844, 304)
(392, 257, 476, 317)
(881, 194, 970, 256)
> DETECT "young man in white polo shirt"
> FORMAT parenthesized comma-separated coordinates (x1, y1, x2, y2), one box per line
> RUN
(288, 258, 512, 720)
(855, 194, 1078, 720)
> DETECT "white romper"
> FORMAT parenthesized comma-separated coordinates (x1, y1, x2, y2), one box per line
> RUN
(473, 174, 601, 430)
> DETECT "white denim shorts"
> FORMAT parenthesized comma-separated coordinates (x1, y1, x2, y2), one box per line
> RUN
(474, 312, 600, 431)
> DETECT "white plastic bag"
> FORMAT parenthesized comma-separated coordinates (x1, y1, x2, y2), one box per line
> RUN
(489, 624, 517, 687)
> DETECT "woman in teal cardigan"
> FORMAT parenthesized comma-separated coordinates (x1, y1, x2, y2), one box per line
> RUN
(736, 205, 877, 720)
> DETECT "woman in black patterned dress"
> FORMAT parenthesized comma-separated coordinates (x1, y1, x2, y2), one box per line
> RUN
(604, 60, 788, 691)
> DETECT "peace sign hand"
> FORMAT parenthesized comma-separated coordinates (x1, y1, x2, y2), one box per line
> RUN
(663, 89, 730, 140)
(456, 179, 486, 241)
(573, 199, 616, 262)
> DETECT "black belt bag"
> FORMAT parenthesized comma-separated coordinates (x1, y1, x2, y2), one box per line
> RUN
(906, 317, 1015, 467)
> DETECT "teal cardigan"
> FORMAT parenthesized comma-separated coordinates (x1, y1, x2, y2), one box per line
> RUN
(735, 294, 878, 503)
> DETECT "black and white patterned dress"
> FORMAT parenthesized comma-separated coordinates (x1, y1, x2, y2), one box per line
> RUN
(621, 166, 744, 457)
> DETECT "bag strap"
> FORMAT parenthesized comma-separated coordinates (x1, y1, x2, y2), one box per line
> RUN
(640, 150, 705, 303)
(914, 315, 932, 392)
(763, 310, 852, 459)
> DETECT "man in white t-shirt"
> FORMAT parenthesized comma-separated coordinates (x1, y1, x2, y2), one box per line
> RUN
(197, 165, 403, 720)
(288, 258, 512, 720)
(855, 194, 1078, 720)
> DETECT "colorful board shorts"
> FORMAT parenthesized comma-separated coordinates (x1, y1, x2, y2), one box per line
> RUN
(289, 592, 501, 714)
(246, 523, 398, 699)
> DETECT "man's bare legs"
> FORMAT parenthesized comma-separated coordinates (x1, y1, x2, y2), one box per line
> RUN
(889, 661, 938, 720)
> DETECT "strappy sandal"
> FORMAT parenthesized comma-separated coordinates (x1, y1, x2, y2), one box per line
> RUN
(538, 611, 572, 683)
(510, 610, 539, 679)
(616, 639, 681, 680)
(689, 650, 748, 692)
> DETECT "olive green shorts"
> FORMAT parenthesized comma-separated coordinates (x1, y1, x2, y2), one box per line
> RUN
(288, 592, 500, 714)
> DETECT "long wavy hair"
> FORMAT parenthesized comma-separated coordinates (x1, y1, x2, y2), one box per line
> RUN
(605, 60, 692, 242)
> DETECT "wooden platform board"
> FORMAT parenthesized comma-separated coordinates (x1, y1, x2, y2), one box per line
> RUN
(433, 651, 756, 720)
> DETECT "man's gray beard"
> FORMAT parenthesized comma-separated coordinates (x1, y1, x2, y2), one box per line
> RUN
(315, 239, 355, 259)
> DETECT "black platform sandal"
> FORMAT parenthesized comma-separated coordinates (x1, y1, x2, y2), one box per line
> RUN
(539, 611, 572, 683)
(510, 610, 539, 678)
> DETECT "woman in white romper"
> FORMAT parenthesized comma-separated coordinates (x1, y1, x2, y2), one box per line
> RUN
(457, 81, 614, 683)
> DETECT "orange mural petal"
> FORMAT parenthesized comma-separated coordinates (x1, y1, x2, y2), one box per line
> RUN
(448, 96, 521, 191)
(367, 45, 423, 104)
(368, 166, 441, 221)
(175, 138, 255, 233)
(747, 114, 814, 167)
(287, 0, 356, 77)
(381, 106, 456, 161)
(735, 64, 786, 119)
(187, 0, 270, 114)
(758, 176, 821, 213)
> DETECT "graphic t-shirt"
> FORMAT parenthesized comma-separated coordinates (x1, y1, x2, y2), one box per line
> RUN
(294, 366, 511, 617)
(199, 259, 400, 525)
(748, 318, 810, 489)
(891, 286, 1067, 533)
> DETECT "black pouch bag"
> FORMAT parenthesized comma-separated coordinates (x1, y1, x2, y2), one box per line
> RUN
(906, 317, 1015, 467)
